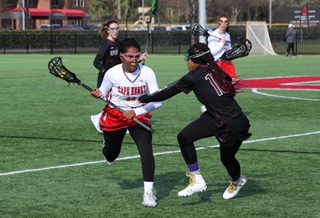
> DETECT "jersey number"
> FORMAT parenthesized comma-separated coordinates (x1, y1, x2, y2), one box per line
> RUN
(205, 74, 223, 96)
(125, 97, 137, 101)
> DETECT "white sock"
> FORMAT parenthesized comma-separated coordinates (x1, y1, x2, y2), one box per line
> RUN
(190, 170, 201, 174)
(144, 181, 154, 193)
(194, 174, 205, 183)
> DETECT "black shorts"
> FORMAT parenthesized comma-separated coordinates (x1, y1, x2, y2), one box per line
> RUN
(202, 112, 252, 147)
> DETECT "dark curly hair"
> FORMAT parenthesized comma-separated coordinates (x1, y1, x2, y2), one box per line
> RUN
(188, 42, 237, 95)
(119, 38, 141, 54)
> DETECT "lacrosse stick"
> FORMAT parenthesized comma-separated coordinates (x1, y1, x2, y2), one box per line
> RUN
(147, 39, 252, 95)
(217, 38, 252, 62)
(142, 0, 157, 65)
(148, 80, 178, 97)
(48, 57, 155, 133)
(142, 16, 155, 65)
(192, 23, 231, 43)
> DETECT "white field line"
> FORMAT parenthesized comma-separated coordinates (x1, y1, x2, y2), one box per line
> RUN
(0, 59, 70, 64)
(1, 131, 320, 177)
(252, 89, 320, 101)
(0, 60, 49, 64)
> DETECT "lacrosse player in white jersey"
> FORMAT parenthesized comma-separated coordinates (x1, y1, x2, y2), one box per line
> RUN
(208, 13, 237, 79)
(91, 38, 162, 208)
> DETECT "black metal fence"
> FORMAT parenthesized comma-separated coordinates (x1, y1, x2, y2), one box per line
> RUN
(1, 29, 320, 55)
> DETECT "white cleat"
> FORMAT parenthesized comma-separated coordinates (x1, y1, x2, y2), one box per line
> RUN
(90, 114, 103, 134)
(223, 175, 247, 200)
(200, 105, 207, 113)
(178, 172, 207, 197)
(106, 160, 115, 166)
(142, 192, 157, 207)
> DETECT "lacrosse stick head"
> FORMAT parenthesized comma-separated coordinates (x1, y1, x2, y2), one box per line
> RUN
(192, 23, 209, 37)
(219, 38, 252, 61)
(236, 37, 252, 52)
(244, 38, 252, 53)
(48, 57, 81, 85)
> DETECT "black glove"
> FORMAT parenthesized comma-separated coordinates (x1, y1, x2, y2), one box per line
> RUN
(139, 94, 153, 103)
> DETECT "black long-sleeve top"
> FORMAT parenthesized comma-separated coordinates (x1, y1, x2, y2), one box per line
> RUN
(93, 39, 121, 73)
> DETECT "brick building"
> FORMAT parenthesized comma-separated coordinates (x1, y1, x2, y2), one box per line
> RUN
(0, 0, 91, 30)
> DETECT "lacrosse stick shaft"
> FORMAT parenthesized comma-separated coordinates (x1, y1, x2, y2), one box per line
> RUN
(194, 24, 231, 43)
(142, 16, 155, 65)
(151, 55, 227, 95)
(80, 82, 155, 133)
(209, 34, 231, 44)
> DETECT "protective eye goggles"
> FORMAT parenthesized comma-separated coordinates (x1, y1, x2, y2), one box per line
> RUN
(121, 52, 142, 62)
(184, 54, 191, 61)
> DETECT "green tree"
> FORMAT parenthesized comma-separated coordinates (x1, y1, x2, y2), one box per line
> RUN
(89, 0, 119, 21)
(87, 0, 319, 25)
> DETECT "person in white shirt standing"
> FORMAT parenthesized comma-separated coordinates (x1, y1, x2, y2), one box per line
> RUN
(91, 38, 163, 208)
(207, 14, 237, 80)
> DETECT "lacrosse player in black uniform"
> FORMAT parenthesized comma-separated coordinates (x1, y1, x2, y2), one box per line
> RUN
(93, 19, 122, 87)
(139, 42, 252, 200)
(91, 20, 122, 133)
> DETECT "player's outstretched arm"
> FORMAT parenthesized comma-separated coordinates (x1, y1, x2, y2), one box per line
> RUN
(139, 84, 181, 103)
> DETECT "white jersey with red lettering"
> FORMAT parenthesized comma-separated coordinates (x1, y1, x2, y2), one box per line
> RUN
(207, 29, 232, 60)
(208, 29, 237, 79)
(99, 63, 163, 117)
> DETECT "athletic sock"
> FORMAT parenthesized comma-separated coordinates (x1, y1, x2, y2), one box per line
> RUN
(188, 162, 201, 174)
(144, 181, 154, 193)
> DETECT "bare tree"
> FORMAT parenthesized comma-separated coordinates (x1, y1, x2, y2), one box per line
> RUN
(89, 0, 118, 21)
(65, 0, 72, 8)
(116, 0, 121, 20)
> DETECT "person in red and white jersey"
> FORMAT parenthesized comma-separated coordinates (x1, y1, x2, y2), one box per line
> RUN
(91, 38, 162, 208)
(207, 13, 237, 80)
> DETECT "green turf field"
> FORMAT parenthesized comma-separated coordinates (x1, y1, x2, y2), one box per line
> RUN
(1, 54, 319, 218)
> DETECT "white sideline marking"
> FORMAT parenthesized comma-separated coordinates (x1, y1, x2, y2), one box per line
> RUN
(0, 60, 49, 64)
(252, 88, 320, 102)
(1, 131, 320, 177)
(0, 59, 70, 64)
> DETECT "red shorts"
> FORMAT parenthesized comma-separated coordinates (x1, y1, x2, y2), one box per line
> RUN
(217, 61, 237, 79)
(100, 106, 152, 132)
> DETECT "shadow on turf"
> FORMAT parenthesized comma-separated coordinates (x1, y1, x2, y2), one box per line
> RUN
(117, 171, 213, 204)
(0, 135, 175, 147)
(212, 178, 267, 200)
(116, 171, 267, 204)
(118, 171, 184, 200)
